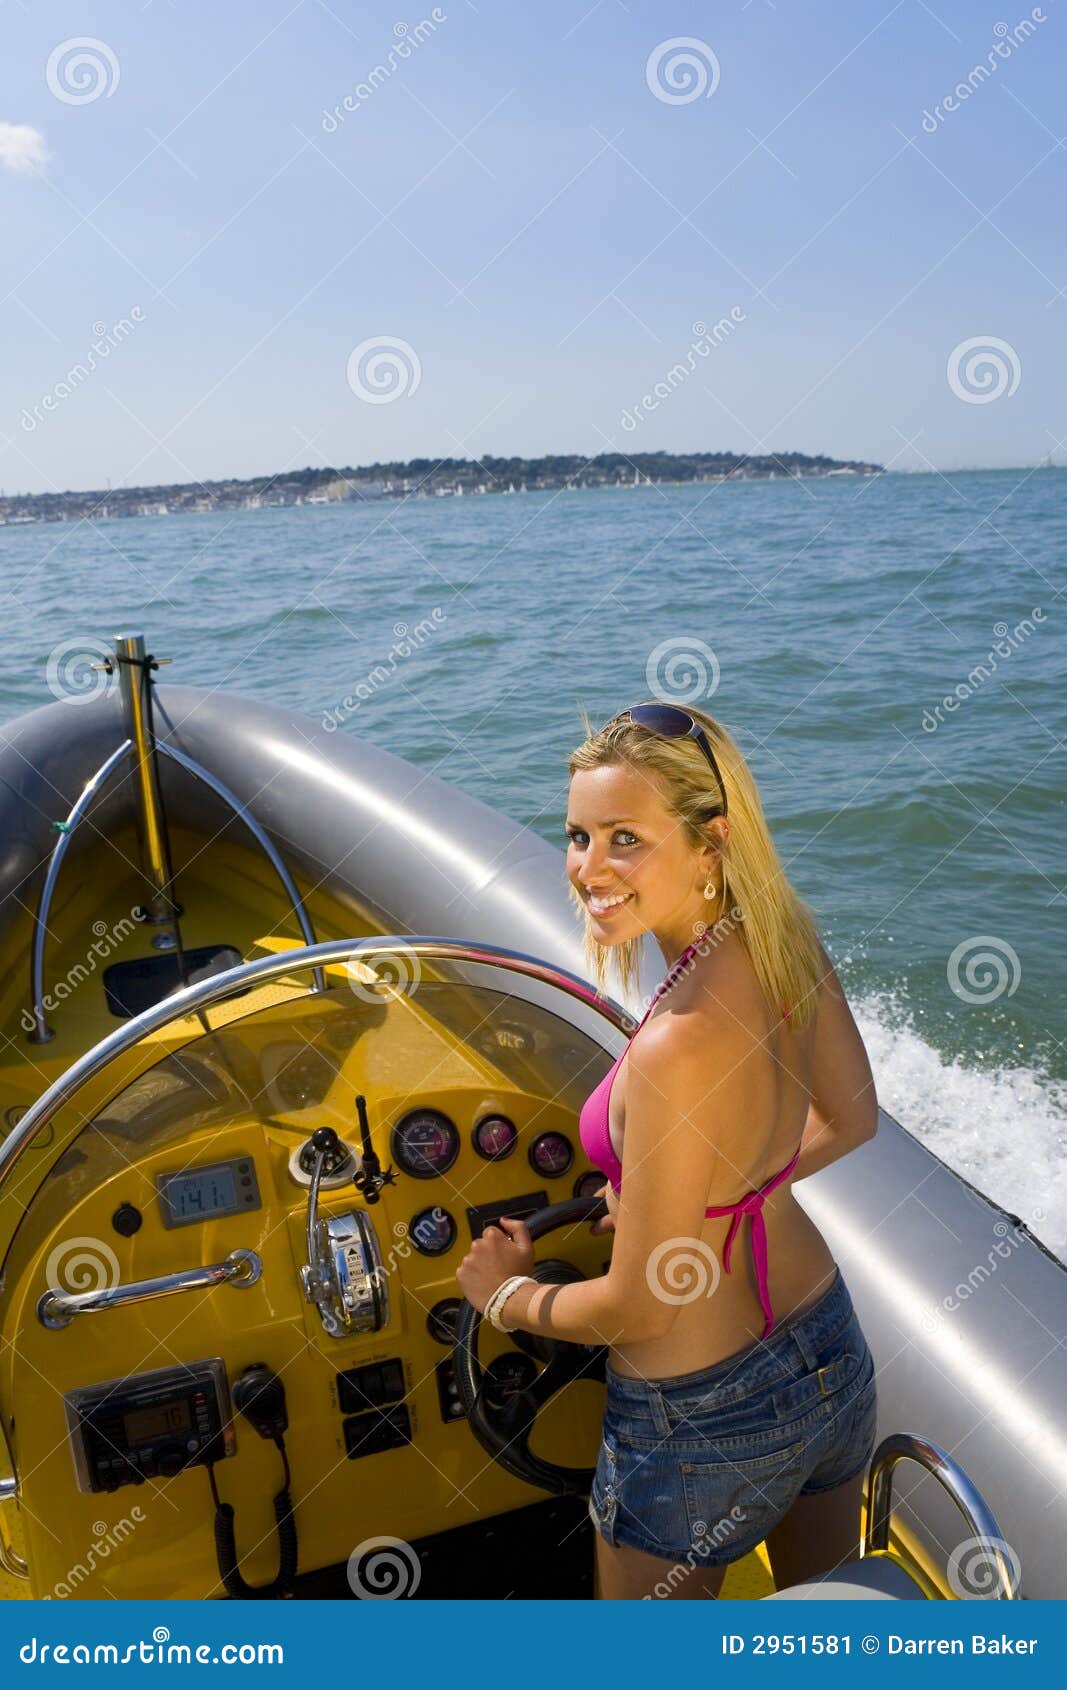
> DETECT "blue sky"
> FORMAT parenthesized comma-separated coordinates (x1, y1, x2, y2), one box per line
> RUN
(2, 0, 1065, 493)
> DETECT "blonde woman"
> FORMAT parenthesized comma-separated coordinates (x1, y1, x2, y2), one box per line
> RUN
(456, 702, 879, 1599)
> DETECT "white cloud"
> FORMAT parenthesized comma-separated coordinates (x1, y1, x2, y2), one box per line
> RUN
(0, 123, 49, 175)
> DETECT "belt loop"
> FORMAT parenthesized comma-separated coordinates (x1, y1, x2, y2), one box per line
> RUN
(789, 1322, 821, 1371)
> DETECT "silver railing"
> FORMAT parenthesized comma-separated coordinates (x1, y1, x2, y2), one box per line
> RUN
(36, 1248, 263, 1330)
(864, 1432, 1021, 1598)
(26, 631, 323, 1042)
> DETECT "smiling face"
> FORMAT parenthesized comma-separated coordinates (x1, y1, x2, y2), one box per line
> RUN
(566, 762, 723, 948)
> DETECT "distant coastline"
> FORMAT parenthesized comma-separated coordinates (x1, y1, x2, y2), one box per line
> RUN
(0, 449, 883, 527)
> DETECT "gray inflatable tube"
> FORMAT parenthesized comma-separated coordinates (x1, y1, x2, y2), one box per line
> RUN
(1, 684, 1064, 1597)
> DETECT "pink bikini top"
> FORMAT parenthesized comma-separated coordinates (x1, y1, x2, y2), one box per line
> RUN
(578, 936, 800, 1340)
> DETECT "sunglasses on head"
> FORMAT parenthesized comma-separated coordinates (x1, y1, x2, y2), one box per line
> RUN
(608, 702, 728, 818)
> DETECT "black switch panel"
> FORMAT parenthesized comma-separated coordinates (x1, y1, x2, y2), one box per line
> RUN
(337, 1357, 406, 1415)
(343, 1404, 412, 1459)
(435, 1357, 466, 1423)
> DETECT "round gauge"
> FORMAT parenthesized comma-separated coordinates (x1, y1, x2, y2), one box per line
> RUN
(528, 1131, 574, 1179)
(426, 1297, 463, 1345)
(391, 1109, 460, 1179)
(472, 1114, 518, 1161)
(483, 1353, 538, 1413)
(573, 1169, 605, 1200)
(409, 1206, 458, 1257)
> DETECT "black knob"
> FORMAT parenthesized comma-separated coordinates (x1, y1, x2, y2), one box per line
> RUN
(312, 1127, 341, 1156)
(112, 1202, 142, 1238)
(155, 1444, 185, 1479)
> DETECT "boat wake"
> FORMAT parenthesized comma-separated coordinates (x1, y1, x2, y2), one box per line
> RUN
(853, 989, 1067, 1265)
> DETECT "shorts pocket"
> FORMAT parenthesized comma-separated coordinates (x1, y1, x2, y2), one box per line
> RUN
(770, 1319, 871, 1427)
(680, 1438, 806, 1555)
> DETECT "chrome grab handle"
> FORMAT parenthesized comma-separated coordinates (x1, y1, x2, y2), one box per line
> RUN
(36, 1247, 262, 1330)
(864, 1432, 1021, 1598)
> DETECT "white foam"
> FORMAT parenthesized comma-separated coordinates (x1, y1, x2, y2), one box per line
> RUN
(852, 990, 1067, 1265)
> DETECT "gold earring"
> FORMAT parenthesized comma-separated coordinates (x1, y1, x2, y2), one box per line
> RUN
(702, 879, 717, 900)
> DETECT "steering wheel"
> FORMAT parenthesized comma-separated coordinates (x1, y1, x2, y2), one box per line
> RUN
(453, 1195, 609, 1495)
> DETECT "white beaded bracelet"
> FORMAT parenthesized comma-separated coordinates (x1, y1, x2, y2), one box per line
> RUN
(486, 1274, 536, 1332)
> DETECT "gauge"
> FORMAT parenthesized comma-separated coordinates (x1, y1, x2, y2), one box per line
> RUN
(409, 1206, 458, 1257)
(472, 1114, 518, 1161)
(528, 1131, 574, 1179)
(573, 1169, 605, 1200)
(482, 1353, 538, 1413)
(391, 1109, 460, 1179)
(426, 1298, 463, 1345)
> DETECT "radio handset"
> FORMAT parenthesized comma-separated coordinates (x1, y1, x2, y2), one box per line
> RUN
(206, 1365, 297, 1599)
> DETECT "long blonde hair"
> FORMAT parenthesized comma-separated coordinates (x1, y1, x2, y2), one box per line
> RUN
(567, 703, 824, 1028)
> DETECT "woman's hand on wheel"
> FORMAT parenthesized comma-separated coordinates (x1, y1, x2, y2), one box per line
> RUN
(589, 1181, 617, 1236)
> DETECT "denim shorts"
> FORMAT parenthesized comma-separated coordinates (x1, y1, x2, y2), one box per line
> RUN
(587, 1266, 878, 1567)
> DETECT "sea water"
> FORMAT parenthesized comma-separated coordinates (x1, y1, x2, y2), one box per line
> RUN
(1, 468, 1063, 1255)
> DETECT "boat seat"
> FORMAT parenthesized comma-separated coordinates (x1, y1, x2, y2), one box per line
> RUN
(764, 1556, 927, 1601)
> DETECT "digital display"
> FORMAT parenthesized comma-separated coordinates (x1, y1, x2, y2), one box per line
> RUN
(123, 1399, 191, 1445)
(156, 1157, 260, 1229)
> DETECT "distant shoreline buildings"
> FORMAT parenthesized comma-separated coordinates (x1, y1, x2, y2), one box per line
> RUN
(0, 450, 883, 527)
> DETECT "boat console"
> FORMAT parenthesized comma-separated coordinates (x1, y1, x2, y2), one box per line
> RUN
(0, 942, 619, 1597)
